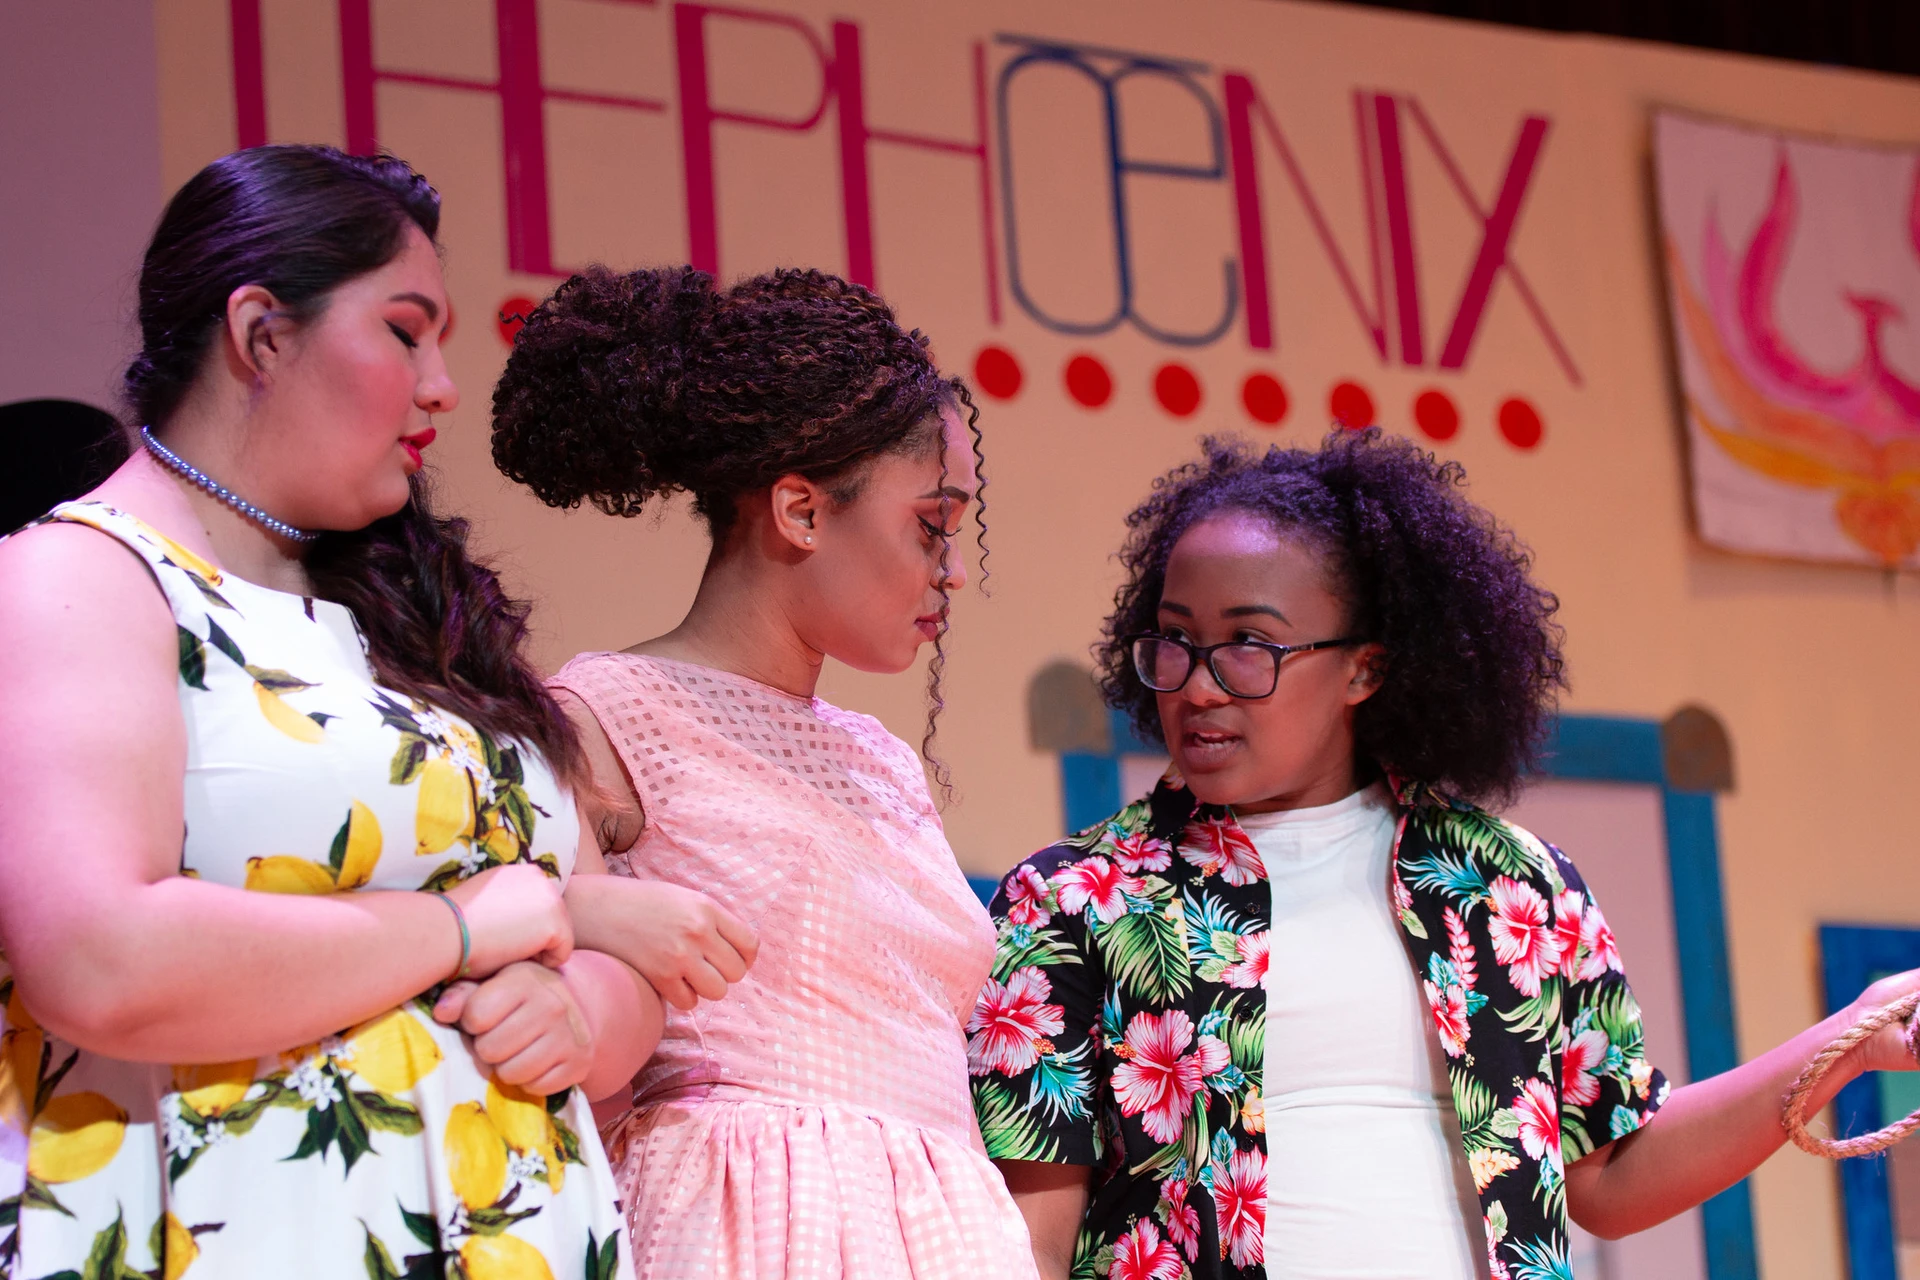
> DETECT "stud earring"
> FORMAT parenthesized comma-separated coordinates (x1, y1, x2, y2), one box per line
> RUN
(804, 535, 814, 545)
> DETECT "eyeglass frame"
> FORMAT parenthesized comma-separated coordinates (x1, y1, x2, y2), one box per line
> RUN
(1123, 631, 1366, 700)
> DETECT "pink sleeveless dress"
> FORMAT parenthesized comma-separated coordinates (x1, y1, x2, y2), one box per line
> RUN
(549, 653, 1037, 1280)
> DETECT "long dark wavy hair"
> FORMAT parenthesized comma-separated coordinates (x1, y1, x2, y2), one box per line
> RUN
(129, 144, 582, 785)
(490, 265, 987, 795)
(1098, 431, 1566, 805)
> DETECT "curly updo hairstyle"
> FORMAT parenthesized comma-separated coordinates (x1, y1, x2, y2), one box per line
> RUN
(491, 264, 987, 791)
(1098, 431, 1566, 805)
(130, 144, 582, 786)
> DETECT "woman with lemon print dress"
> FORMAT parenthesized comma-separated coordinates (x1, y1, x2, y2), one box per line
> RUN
(0, 146, 655, 1279)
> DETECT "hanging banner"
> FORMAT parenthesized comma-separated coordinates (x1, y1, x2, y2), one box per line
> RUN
(1656, 110, 1920, 569)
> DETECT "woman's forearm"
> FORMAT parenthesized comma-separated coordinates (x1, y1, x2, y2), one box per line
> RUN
(561, 949, 662, 1102)
(1568, 1005, 1866, 1238)
(15, 877, 470, 1063)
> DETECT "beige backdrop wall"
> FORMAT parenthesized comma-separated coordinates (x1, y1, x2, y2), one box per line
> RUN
(151, 2, 1920, 1273)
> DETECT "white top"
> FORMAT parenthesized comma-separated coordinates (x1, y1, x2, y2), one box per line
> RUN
(1246, 782, 1489, 1280)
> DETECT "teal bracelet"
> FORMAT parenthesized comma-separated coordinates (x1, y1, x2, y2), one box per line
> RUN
(430, 891, 472, 980)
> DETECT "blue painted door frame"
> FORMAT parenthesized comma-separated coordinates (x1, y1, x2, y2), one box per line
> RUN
(1819, 923, 1920, 1280)
(973, 710, 1757, 1279)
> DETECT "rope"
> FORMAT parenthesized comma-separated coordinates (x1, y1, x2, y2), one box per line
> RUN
(1782, 988, 1920, 1159)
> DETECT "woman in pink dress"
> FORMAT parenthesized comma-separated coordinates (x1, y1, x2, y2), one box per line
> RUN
(489, 264, 1037, 1279)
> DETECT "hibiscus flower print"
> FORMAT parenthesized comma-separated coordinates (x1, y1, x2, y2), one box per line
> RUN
(966, 966, 1066, 1077)
(1052, 856, 1143, 925)
(1511, 1077, 1563, 1174)
(1218, 930, 1269, 989)
(1425, 979, 1471, 1057)
(1111, 1217, 1185, 1280)
(1561, 1027, 1610, 1108)
(1487, 877, 1563, 997)
(1577, 902, 1623, 981)
(1156, 1177, 1201, 1262)
(1210, 1146, 1266, 1267)
(1112, 1010, 1223, 1144)
(1110, 830, 1173, 874)
(1553, 889, 1585, 980)
(1003, 866, 1053, 928)
(1178, 817, 1263, 886)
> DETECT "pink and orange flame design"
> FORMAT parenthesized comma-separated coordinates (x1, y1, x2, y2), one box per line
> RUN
(1669, 148, 1920, 565)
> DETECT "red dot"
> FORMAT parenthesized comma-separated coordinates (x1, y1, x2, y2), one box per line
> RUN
(497, 295, 537, 347)
(1153, 363, 1202, 416)
(973, 345, 1022, 399)
(1329, 381, 1375, 429)
(1413, 390, 1459, 441)
(1497, 397, 1544, 449)
(1242, 373, 1289, 426)
(1065, 354, 1113, 408)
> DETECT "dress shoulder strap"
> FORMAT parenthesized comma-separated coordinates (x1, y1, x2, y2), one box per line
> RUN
(31, 500, 232, 634)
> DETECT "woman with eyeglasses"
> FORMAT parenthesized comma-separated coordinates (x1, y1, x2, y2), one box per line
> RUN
(969, 431, 1920, 1280)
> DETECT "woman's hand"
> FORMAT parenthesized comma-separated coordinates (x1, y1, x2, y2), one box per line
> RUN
(1837, 967, 1920, 1076)
(433, 960, 592, 1095)
(443, 864, 573, 978)
(565, 876, 757, 1010)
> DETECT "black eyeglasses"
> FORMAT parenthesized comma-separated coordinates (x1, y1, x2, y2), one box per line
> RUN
(1125, 632, 1363, 700)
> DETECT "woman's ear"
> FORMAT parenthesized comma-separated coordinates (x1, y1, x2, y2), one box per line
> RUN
(1345, 643, 1387, 705)
(224, 283, 288, 378)
(767, 473, 823, 552)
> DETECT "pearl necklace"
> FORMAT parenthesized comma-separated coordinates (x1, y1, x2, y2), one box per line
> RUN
(140, 427, 318, 543)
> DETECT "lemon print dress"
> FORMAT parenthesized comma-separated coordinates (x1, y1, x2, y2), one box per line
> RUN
(0, 504, 632, 1280)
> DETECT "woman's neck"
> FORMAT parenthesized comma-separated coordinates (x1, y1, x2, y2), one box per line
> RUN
(627, 546, 823, 698)
(108, 410, 314, 595)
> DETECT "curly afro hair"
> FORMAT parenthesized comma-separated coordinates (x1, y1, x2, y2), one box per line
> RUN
(490, 263, 988, 797)
(1098, 430, 1566, 805)
(491, 264, 979, 537)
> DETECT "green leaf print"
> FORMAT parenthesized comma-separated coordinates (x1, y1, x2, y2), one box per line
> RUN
(176, 626, 208, 691)
(1403, 851, 1490, 905)
(354, 1091, 425, 1137)
(1098, 904, 1192, 1006)
(585, 1230, 620, 1280)
(399, 1203, 438, 1250)
(78, 1209, 128, 1280)
(1422, 808, 1540, 880)
(186, 573, 236, 614)
(1450, 1067, 1512, 1154)
(202, 616, 246, 670)
(362, 1223, 404, 1280)
(22, 1175, 73, 1219)
(973, 1078, 1062, 1163)
(244, 665, 317, 693)
(1215, 998, 1264, 1088)
(388, 734, 429, 787)
(991, 924, 1082, 983)
(1498, 983, 1565, 1044)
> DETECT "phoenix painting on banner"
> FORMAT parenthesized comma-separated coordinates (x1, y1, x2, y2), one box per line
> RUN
(1655, 110, 1920, 569)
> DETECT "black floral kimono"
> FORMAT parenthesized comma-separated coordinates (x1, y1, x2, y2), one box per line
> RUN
(966, 772, 1667, 1280)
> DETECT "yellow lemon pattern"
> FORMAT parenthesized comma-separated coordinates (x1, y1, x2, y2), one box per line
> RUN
(28, 1091, 128, 1184)
(254, 680, 325, 743)
(242, 855, 337, 895)
(337, 1009, 443, 1095)
(445, 1101, 510, 1211)
(172, 1061, 256, 1117)
(414, 755, 474, 856)
(487, 1077, 564, 1193)
(0, 504, 618, 1279)
(335, 800, 383, 888)
(461, 1231, 559, 1280)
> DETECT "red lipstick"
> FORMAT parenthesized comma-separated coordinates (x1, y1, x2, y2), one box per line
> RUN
(401, 425, 437, 469)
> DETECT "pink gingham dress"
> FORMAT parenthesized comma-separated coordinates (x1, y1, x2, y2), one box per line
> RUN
(550, 653, 1037, 1280)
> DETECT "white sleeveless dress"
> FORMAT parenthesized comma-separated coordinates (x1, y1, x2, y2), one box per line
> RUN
(0, 502, 633, 1280)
